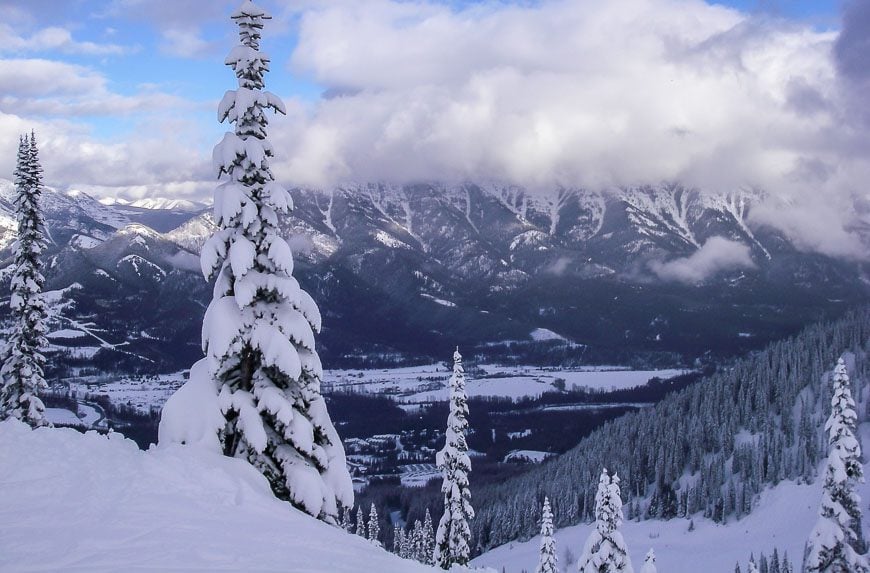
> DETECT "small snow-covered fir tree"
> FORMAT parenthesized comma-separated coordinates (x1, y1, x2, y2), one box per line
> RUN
(640, 548, 657, 573)
(435, 347, 475, 569)
(577, 468, 634, 573)
(803, 358, 869, 573)
(410, 519, 425, 562)
(0, 132, 49, 428)
(393, 525, 404, 555)
(422, 508, 435, 566)
(342, 505, 353, 532)
(368, 503, 381, 545)
(403, 521, 418, 559)
(196, 0, 351, 522)
(356, 506, 367, 537)
(536, 497, 558, 573)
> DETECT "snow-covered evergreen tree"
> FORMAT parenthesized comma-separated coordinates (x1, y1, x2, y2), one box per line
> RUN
(422, 508, 435, 566)
(368, 503, 380, 545)
(197, 0, 351, 521)
(577, 468, 634, 573)
(342, 505, 353, 532)
(536, 497, 557, 573)
(393, 525, 404, 555)
(356, 506, 366, 538)
(0, 132, 49, 428)
(413, 519, 425, 561)
(640, 548, 657, 573)
(435, 347, 474, 569)
(803, 358, 869, 573)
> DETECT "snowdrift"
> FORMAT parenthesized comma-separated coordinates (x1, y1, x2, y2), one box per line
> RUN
(0, 420, 434, 572)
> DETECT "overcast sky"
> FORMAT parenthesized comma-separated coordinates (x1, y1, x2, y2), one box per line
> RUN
(0, 0, 867, 256)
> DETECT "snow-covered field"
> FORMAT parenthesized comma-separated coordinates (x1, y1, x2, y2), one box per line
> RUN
(399, 464, 440, 487)
(324, 364, 687, 403)
(66, 372, 188, 415)
(61, 365, 685, 417)
(0, 420, 444, 573)
(473, 424, 870, 573)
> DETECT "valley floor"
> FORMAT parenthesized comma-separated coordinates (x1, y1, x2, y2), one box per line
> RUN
(472, 424, 870, 573)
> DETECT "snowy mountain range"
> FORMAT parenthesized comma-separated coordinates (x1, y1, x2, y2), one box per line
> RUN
(1, 178, 868, 372)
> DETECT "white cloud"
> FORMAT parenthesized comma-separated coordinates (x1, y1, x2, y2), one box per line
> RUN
(160, 28, 217, 59)
(0, 110, 212, 199)
(0, 58, 193, 117)
(0, 24, 129, 56)
(649, 237, 756, 283)
(2, 0, 868, 263)
(274, 0, 858, 192)
(257, 0, 869, 258)
(0, 59, 103, 97)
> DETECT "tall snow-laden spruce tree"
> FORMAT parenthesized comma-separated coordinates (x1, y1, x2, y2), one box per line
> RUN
(803, 358, 869, 572)
(536, 497, 558, 573)
(435, 347, 474, 569)
(200, 0, 351, 521)
(0, 133, 49, 428)
(577, 468, 634, 573)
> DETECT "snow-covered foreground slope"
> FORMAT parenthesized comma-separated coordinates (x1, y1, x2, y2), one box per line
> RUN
(0, 420, 437, 573)
(473, 424, 870, 573)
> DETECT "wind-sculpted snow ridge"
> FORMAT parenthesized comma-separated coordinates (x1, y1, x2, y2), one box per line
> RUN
(0, 419, 460, 573)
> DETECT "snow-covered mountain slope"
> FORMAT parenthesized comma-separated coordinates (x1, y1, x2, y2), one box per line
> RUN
(2, 177, 869, 369)
(0, 420, 441, 573)
(473, 427, 870, 573)
(128, 197, 206, 212)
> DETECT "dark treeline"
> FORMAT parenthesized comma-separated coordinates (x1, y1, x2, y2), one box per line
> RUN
(461, 307, 870, 553)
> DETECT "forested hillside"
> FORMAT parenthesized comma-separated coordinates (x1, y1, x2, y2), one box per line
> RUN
(432, 308, 870, 552)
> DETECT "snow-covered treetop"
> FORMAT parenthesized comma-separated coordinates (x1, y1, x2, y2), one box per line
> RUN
(594, 468, 619, 535)
(826, 356, 862, 482)
(640, 548, 656, 573)
(230, 1, 271, 50)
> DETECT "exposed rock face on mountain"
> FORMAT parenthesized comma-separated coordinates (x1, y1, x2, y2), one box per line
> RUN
(0, 179, 867, 373)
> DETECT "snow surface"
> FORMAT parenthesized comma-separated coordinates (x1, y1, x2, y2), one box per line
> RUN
(0, 420, 453, 573)
(473, 424, 870, 573)
(323, 365, 686, 403)
(530, 328, 566, 342)
(70, 234, 102, 249)
(44, 408, 84, 426)
(503, 450, 555, 463)
(46, 328, 87, 339)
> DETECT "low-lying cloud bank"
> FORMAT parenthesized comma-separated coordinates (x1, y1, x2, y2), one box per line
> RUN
(649, 237, 756, 284)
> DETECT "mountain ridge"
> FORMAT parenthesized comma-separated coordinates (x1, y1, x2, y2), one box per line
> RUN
(0, 179, 867, 371)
